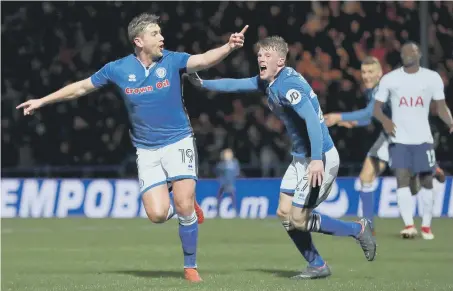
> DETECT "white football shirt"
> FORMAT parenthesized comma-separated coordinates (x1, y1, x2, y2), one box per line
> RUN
(374, 67, 445, 144)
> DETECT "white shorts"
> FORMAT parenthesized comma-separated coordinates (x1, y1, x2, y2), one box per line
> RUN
(280, 147, 340, 208)
(367, 132, 389, 163)
(136, 135, 198, 194)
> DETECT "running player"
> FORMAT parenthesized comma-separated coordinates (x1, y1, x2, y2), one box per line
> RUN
(16, 13, 248, 282)
(187, 36, 376, 279)
(373, 42, 453, 240)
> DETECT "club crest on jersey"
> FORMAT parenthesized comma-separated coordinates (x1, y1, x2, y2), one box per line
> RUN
(128, 74, 136, 82)
(155, 67, 167, 79)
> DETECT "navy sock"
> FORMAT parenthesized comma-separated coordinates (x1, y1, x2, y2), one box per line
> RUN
(178, 212, 198, 268)
(308, 213, 362, 238)
(283, 221, 325, 267)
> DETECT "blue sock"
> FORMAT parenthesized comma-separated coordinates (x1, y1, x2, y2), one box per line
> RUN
(166, 192, 176, 220)
(178, 212, 198, 268)
(308, 213, 362, 238)
(360, 190, 374, 228)
(283, 221, 325, 267)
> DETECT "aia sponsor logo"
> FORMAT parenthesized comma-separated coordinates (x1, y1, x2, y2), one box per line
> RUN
(399, 96, 424, 107)
(125, 79, 170, 95)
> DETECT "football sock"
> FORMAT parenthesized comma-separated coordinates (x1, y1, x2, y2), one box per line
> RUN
(360, 181, 375, 228)
(308, 212, 362, 238)
(420, 187, 434, 228)
(397, 187, 414, 227)
(282, 221, 325, 267)
(178, 211, 198, 268)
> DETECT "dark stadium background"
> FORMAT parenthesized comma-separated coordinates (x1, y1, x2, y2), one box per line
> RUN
(2, 1, 452, 178)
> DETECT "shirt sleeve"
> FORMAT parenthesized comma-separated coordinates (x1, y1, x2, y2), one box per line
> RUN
(341, 98, 375, 121)
(202, 76, 260, 93)
(279, 78, 323, 160)
(90, 62, 114, 88)
(374, 75, 391, 103)
(172, 51, 192, 71)
(432, 72, 445, 100)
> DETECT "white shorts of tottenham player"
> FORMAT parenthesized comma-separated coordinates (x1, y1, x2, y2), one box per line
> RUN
(280, 147, 340, 208)
(136, 135, 198, 194)
(367, 132, 390, 163)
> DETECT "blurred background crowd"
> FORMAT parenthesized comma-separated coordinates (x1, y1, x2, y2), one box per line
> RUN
(2, 1, 453, 178)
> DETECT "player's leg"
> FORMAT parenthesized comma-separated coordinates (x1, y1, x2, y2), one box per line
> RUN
(413, 143, 438, 240)
(359, 157, 386, 231)
(277, 161, 326, 275)
(360, 133, 389, 231)
(137, 148, 175, 223)
(216, 185, 224, 217)
(290, 148, 376, 263)
(164, 136, 202, 282)
(389, 144, 418, 238)
(418, 173, 435, 239)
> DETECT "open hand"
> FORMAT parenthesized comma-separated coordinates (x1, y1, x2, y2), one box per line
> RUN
(308, 160, 324, 188)
(323, 113, 341, 127)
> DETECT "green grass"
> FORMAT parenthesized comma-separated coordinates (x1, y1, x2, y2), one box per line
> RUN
(2, 218, 453, 291)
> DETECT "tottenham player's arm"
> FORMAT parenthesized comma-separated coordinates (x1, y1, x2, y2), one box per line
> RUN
(185, 25, 248, 74)
(281, 82, 324, 187)
(186, 73, 261, 93)
(431, 73, 453, 133)
(16, 62, 114, 115)
(373, 74, 396, 136)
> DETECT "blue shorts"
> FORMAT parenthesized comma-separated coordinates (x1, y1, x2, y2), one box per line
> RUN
(389, 143, 436, 174)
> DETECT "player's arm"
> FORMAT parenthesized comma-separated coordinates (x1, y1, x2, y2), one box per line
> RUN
(373, 75, 396, 136)
(16, 78, 96, 115)
(325, 100, 374, 127)
(16, 62, 113, 115)
(431, 74, 453, 133)
(282, 85, 324, 186)
(281, 85, 323, 161)
(186, 73, 260, 93)
(186, 26, 248, 74)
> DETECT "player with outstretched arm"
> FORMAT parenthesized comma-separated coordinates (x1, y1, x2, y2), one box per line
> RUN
(16, 13, 248, 282)
(324, 56, 446, 236)
(187, 36, 376, 279)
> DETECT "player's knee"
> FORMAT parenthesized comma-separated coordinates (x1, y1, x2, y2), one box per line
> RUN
(359, 167, 375, 185)
(289, 210, 310, 232)
(146, 210, 167, 224)
(395, 169, 411, 188)
(419, 173, 433, 189)
(276, 207, 290, 221)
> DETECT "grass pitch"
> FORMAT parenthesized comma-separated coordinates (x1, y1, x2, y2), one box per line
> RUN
(2, 218, 453, 291)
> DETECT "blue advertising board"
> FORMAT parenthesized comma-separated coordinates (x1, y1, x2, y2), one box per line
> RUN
(1, 177, 452, 218)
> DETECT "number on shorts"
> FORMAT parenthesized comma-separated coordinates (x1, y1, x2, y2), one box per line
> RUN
(179, 148, 194, 164)
(426, 149, 436, 167)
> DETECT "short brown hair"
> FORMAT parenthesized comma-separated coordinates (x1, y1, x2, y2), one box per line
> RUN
(256, 36, 289, 58)
(127, 13, 160, 44)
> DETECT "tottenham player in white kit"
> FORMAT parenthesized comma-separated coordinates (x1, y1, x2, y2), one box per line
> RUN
(17, 13, 249, 282)
(373, 42, 453, 240)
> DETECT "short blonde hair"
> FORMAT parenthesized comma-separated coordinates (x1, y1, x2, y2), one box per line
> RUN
(256, 36, 289, 58)
(361, 56, 381, 67)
